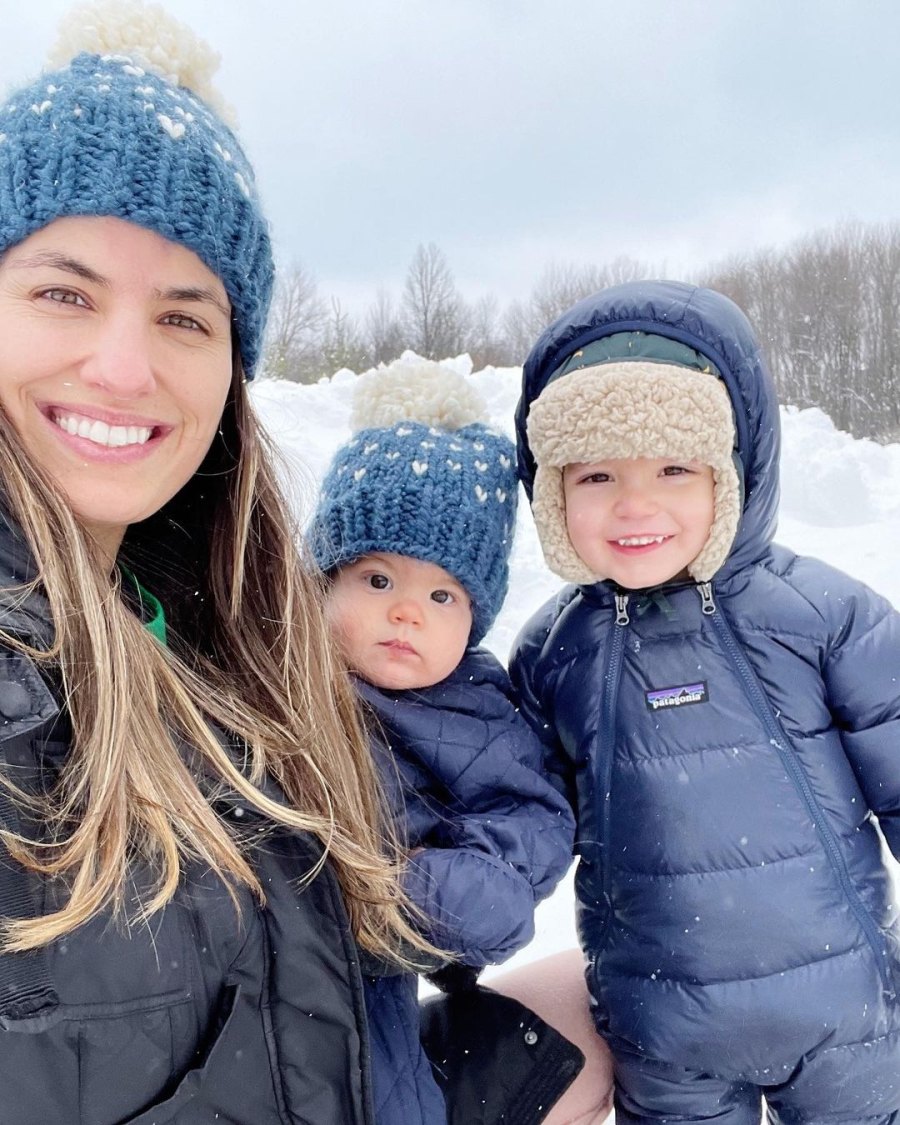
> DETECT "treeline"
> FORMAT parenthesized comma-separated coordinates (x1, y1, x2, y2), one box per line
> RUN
(261, 244, 651, 383)
(701, 223, 900, 440)
(261, 222, 900, 440)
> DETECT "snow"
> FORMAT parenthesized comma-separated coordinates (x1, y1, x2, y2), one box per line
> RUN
(250, 355, 900, 976)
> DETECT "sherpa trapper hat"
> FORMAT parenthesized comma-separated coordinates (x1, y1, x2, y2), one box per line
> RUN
(526, 350, 741, 585)
(0, 0, 273, 375)
(312, 358, 518, 644)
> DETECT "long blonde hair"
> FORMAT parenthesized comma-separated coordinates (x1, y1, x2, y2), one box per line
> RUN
(0, 355, 430, 961)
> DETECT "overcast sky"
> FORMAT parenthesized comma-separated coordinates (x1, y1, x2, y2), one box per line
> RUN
(5, 1, 900, 311)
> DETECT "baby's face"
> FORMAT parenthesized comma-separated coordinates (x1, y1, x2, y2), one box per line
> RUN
(563, 456, 715, 589)
(328, 553, 472, 690)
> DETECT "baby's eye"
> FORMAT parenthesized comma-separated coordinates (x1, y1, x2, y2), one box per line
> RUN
(661, 464, 692, 476)
(161, 312, 206, 333)
(366, 573, 391, 590)
(431, 589, 455, 605)
(39, 287, 88, 307)
(582, 471, 610, 484)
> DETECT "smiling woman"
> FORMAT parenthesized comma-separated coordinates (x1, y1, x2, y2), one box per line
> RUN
(0, 217, 234, 558)
(0, 3, 428, 1123)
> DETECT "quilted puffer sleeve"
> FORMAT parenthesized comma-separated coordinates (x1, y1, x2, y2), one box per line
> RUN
(361, 650, 574, 967)
(808, 559, 900, 859)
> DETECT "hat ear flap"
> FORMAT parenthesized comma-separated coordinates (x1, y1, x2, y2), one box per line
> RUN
(531, 465, 599, 585)
(687, 456, 742, 582)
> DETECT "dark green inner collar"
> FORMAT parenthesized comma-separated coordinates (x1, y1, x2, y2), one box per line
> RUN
(549, 330, 722, 385)
(120, 567, 167, 647)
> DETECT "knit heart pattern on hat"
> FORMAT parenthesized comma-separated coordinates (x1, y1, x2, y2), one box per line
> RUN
(312, 358, 518, 644)
(0, 1, 273, 375)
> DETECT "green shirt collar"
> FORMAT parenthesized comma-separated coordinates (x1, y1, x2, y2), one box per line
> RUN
(120, 567, 167, 647)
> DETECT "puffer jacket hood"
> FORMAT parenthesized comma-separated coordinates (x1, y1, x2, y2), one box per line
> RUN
(515, 280, 780, 582)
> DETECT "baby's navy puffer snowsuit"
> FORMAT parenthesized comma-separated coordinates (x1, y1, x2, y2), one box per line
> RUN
(361, 648, 575, 1125)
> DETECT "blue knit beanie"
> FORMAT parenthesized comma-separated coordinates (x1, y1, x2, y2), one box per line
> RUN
(0, 1, 273, 376)
(312, 359, 518, 645)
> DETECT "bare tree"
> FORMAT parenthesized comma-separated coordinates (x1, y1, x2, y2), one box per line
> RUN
(261, 264, 327, 383)
(401, 243, 464, 360)
(321, 297, 370, 376)
(366, 287, 407, 367)
(503, 257, 650, 361)
(462, 293, 517, 370)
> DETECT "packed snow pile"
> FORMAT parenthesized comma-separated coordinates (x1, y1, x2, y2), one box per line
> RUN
(250, 353, 900, 966)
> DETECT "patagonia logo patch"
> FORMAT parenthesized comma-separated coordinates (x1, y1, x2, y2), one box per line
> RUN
(645, 681, 708, 711)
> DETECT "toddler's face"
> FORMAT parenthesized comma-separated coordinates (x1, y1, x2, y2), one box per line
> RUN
(563, 456, 715, 589)
(328, 553, 473, 690)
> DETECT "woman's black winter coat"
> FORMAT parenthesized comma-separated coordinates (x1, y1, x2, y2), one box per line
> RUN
(0, 526, 375, 1124)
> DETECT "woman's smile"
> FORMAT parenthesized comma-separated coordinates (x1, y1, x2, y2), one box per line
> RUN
(41, 403, 171, 460)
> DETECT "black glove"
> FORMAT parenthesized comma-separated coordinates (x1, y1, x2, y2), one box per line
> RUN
(421, 983, 585, 1125)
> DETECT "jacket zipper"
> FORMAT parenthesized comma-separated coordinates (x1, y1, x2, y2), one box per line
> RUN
(697, 582, 896, 998)
(596, 593, 629, 942)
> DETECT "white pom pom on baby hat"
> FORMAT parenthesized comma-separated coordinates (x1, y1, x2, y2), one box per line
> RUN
(351, 358, 488, 434)
(314, 357, 518, 644)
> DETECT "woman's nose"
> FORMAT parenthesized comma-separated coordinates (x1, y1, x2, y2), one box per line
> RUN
(79, 319, 157, 398)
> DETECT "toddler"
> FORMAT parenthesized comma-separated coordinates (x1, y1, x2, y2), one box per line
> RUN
(511, 280, 900, 1123)
(312, 360, 578, 1124)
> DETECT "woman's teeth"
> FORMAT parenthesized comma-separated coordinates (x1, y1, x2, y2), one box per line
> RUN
(617, 535, 667, 546)
(53, 412, 153, 448)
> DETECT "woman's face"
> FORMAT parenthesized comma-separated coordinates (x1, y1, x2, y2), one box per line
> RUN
(0, 216, 233, 559)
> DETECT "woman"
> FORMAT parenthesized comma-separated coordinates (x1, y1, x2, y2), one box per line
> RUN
(0, 4, 428, 1121)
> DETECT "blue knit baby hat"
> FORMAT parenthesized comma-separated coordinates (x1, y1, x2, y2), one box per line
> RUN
(313, 359, 518, 644)
(0, 1, 273, 376)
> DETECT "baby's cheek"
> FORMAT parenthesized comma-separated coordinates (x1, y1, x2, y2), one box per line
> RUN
(326, 600, 362, 665)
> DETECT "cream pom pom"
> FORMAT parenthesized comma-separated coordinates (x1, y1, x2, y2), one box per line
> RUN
(48, 0, 234, 124)
(351, 359, 488, 434)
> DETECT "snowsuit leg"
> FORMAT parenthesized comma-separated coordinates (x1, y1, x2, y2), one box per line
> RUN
(365, 974, 447, 1124)
(611, 1044, 760, 1125)
(765, 1026, 900, 1124)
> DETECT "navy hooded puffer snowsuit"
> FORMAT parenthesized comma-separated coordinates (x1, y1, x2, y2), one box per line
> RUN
(511, 281, 900, 1120)
(359, 648, 576, 1125)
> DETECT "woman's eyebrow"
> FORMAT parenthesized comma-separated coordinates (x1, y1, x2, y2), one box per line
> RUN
(9, 250, 108, 285)
(157, 286, 231, 320)
(6, 255, 230, 320)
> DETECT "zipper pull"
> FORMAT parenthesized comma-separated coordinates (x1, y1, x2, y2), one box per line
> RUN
(697, 582, 716, 615)
(614, 593, 630, 626)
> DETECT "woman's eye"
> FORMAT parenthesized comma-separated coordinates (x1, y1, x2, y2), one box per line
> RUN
(162, 312, 205, 332)
(431, 589, 454, 605)
(366, 573, 391, 590)
(39, 287, 87, 307)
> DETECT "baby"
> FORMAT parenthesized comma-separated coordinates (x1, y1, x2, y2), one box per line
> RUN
(312, 359, 578, 1124)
